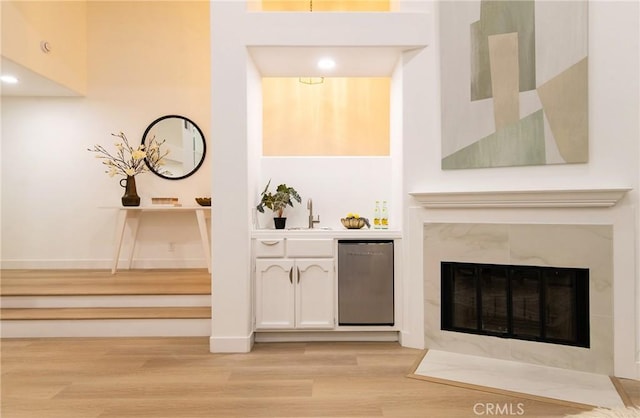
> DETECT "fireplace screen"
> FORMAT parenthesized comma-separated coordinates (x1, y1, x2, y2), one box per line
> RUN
(441, 262, 589, 347)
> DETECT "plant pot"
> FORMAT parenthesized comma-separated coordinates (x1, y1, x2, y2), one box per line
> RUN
(119, 175, 141, 207)
(274, 217, 287, 229)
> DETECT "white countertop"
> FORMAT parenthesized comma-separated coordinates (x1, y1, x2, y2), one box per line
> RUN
(251, 228, 402, 239)
(101, 206, 211, 211)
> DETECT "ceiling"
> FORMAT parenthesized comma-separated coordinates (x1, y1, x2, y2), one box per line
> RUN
(248, 46, 418, 77)
(1, 57, 81, 97)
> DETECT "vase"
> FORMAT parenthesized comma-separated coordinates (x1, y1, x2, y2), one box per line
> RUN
(274, 217, 287, 229)
(119, 175, 141, 206)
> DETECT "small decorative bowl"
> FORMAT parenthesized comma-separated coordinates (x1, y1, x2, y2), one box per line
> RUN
(341, 217, 365, 229)
(195, 197, 211, 207)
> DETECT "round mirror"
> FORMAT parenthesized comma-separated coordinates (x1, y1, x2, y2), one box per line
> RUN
(141, 115, 206, 180)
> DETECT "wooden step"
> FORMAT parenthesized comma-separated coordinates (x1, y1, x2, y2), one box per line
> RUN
(0, 269, 211, 296)
(0, 269, 212, 337)
(0, 306, 211, 320)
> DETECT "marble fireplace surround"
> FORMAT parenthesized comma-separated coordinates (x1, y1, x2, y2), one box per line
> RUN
(409, 188, 636, 378)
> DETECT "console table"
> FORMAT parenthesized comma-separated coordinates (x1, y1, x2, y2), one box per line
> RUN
(110, 206, 211, 274)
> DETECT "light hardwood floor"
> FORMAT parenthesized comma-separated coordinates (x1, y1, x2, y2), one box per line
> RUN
(0, 269, 211, 296)
(2, 337, 638, 418)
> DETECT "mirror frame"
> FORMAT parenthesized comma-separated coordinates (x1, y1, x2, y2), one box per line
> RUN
(141, 114, 207, 180)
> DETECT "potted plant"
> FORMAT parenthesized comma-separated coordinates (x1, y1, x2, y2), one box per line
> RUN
(256, 180, 301, 229)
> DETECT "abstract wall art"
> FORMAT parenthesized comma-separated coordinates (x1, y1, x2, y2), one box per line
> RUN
(440, 1, 588, 170)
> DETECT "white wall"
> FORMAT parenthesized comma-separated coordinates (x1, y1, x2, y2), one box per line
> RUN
(1, 1, 211, 269)
(256, 157, 393, 230)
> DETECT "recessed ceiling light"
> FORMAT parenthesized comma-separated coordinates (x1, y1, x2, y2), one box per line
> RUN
(1, 75, 18, 84)
(317, 58, 336, 70)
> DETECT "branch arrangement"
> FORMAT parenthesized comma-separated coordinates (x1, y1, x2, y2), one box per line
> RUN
(88, 132, 170, 177)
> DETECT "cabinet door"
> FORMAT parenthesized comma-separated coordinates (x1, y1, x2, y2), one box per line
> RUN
(295, 259, 335, 329)
(255, 259, 295, 329)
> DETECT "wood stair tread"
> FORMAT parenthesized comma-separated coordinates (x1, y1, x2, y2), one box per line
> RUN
(0, 306, 211, 320)
(0, 269, 211, 296)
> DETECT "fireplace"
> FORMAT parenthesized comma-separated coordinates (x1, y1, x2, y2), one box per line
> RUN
(422, 222, 613, 374)
(410, 188, 634, 377)
(441, 262, 590, 348)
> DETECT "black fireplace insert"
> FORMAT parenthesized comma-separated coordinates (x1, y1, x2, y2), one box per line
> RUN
(441, 262, 590, 348)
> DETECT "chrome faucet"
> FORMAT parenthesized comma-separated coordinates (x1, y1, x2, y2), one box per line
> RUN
(307, 198, 320, 229)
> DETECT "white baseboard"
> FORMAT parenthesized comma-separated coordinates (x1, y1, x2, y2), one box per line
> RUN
(209, 333, 254, 353)
(0, 318, 211, 338)
(254, 331, 399, 343)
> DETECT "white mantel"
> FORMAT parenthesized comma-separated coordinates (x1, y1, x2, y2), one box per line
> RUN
(409, 187, 631, 208)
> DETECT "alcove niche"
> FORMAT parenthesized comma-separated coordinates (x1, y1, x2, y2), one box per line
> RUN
(248, 46, 407, 157)
(246, 45, 409, 229)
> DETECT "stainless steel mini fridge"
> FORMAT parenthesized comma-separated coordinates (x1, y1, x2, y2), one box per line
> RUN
(337, 240, 394, 325)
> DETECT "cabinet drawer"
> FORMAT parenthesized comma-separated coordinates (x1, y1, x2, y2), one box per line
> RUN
(286, 239, 334, 258)
(255, 239, 285, 258)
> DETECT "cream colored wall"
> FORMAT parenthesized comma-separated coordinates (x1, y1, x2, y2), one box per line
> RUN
(262, 77, 390, 156)
(1, 0, 87, 95)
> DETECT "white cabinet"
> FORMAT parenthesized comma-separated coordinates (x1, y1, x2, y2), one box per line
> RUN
(253, 239, 335, 330)
(294, 259, 334, 328)
(254, 259, 295, 329)
(255, 258, 334, 329)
